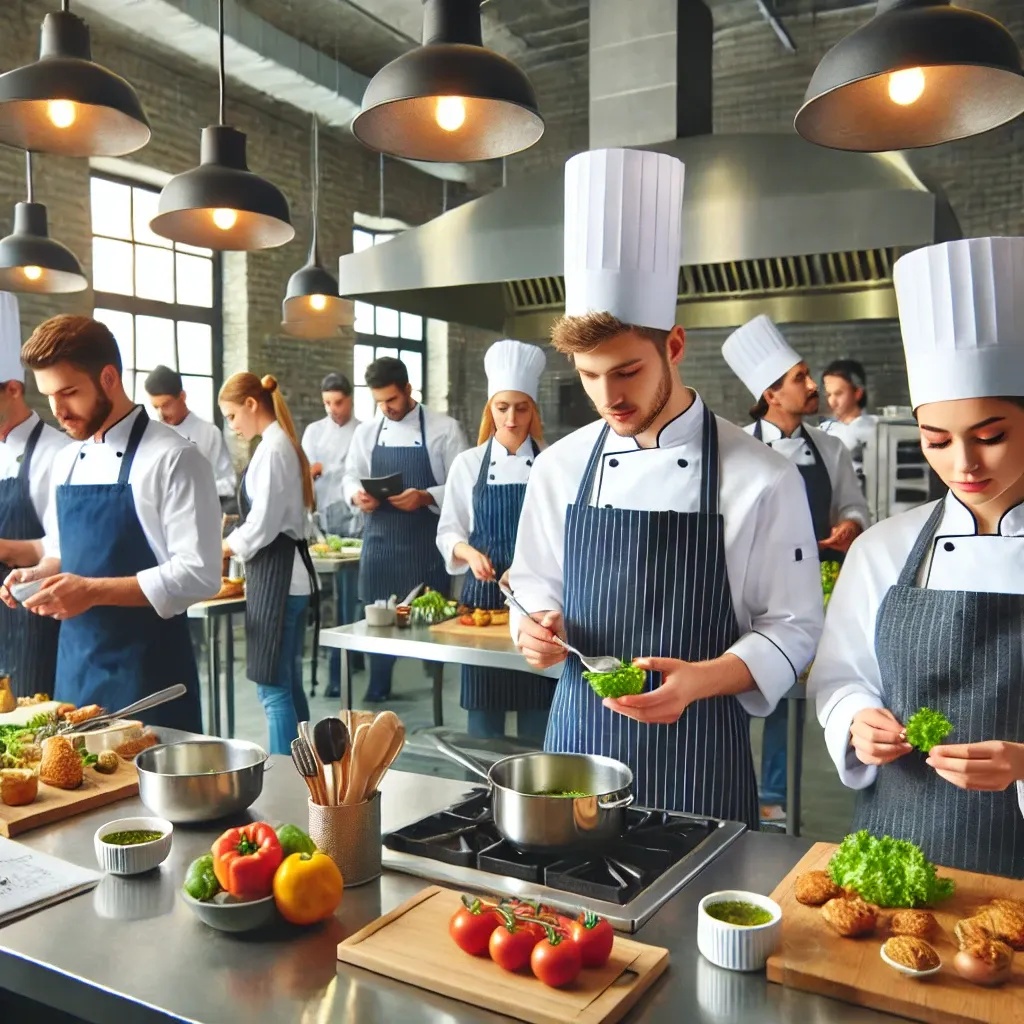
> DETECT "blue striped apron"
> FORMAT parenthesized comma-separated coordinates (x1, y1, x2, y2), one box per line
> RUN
(358, 406, 449, 603)
(545, 405, 759, 825)
(461, 438, 552, 712)
(853, 500, 1024, 877)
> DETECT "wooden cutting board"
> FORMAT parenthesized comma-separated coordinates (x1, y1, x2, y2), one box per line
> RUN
(0, 762, 139, 838)
(337, 886, 670, 1024)
(766, 842, 1024, 1024)
(430, 618, 513, 640)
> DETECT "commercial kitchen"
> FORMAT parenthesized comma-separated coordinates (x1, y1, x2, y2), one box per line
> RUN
(2, 1, 1024, 1023)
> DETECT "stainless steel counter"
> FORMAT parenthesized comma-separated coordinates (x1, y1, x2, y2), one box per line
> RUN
(0, 760, 895, 1024)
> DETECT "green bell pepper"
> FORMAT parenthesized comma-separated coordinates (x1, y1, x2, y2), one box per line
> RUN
(183, 853, 221, 902)
(276, 823, 316, 859)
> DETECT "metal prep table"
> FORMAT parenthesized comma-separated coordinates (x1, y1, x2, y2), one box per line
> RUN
(186, 595, 245, 739)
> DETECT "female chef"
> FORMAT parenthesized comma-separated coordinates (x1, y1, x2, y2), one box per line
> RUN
(220, 373, 318, 754)
(819, 358, 878, 490)
(810, 237, 1024, 878)
(436, 340, 552, 743)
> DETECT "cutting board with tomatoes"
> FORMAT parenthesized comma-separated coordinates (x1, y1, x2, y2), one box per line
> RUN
(337, 886, 670, 1024)
(429, 617, 512, 639)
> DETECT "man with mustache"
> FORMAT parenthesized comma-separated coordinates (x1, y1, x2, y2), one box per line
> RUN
(509, 149, 823, 825)
(0, 315, 221, 732)
(722, 314, 868, 823)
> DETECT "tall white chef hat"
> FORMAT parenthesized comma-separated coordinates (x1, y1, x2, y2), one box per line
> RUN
(895, 237, 1024, 409)
(484, 339, 547, 402)
(563, 148, 685, 331)
(721, 314, 803, 399)
(0, 292, 23, 384)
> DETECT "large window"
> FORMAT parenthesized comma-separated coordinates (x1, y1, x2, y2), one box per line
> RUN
(90, 174, 221, 421)
(352, 227, 424, 422)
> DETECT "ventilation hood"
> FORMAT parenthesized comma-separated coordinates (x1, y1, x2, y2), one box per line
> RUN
(338, 0, 960, 334)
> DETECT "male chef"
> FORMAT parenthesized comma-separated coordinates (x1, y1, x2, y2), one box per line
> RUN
(722, 315, 869, 823)
(0, 315, 222, 731)
(0, 294, 69, 697)
(144, 365, 238, 514)
(343, 356, 466, 702)
(509, 149, 823, 825)
(302, 371, 363, 697)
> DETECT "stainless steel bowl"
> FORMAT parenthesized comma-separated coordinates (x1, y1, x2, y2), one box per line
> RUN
(136, 740, 269, 823)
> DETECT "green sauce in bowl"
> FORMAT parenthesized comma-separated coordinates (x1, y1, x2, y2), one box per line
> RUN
(704, 900, 773, 927)
(101, 829, 164, 846)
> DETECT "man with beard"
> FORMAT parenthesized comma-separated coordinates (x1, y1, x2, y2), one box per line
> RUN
(0, 316, 221, 732)
(343, 356, 466, 701)
(509, 149, 823, 824)
(722, 314, 868, 822)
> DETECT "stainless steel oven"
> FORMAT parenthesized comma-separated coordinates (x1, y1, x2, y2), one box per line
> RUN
(864, 414, 945, 522)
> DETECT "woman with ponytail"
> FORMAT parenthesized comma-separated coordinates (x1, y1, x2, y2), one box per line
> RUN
(220, 373, 319, 753)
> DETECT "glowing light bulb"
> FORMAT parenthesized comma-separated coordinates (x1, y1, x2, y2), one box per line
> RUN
(309, 294, 328, 311)
(23, 266, 42, 281)
(435, 96, 466, 133)
(47, 100, 76, 129)
(888, 68, 925, 106)
(212, 208, 238, 230)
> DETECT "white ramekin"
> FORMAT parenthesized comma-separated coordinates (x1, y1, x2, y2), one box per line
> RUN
(697, 889, 783, 972)
(94, 816, 173, 876)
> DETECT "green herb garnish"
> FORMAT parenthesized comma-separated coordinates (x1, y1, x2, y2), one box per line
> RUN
(102, 829, 164, 846)
(534, 789, 591, 798)
(821, 560, 841, 607)
(904, 707, 953, 753)
(583, 663, 646, 699)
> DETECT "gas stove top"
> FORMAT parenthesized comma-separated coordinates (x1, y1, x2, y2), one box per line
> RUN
(381, 788, 746, 932)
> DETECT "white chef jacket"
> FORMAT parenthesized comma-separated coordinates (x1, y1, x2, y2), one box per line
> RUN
(809, 492, 1024, 816)
(509, 393, 824, 716)
(226, 420, 311, 596)
(42, 407, 222, 619)
(745, 420, 869, 531)
(819, 413, 878, 473)
(436, 438, 540, 573)
(342, 403, 467, 514)
(171, 410, 237, 499)
(302, 415, 360, 512)
(0, 412, 69, 523)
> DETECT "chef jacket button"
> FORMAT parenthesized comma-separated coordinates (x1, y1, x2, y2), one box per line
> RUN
(677, 458, 688, 468)
(804, 449, 811, 457)
(526, 460, 532, 466)
(944, 541, 955, 552)
(490, 461, 496, 467)
(116, 451, 123, 458)
(609, 458, 619, 467)
(489, 474, 495, 481)
(79, 451, 86, 459)
(604, 503, 613, 509)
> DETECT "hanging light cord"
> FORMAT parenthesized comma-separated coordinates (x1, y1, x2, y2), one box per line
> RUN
(63, 0, 70, 11)
(25, 151, 34, 204)
(218, 0, 226, 125)
(309, 116, 320, 263)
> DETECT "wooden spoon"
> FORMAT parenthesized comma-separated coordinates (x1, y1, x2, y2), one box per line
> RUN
(364, 721, 406, 799)
(352, 712, 400, 804)
(342, 723, 372, 805)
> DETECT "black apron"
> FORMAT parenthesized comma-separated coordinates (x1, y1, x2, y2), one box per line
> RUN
(545, 406, 759, 825)
(852, 501, 1024, 878)
(0, 421, 60, 697)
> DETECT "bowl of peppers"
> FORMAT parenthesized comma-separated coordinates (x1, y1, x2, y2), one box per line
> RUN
(181, 822, 344, 933)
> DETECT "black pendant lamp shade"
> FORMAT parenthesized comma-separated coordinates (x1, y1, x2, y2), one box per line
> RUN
(0, 8, 150, 158)
(352, 0, 544, 163)
(795, 0, 1024, 152)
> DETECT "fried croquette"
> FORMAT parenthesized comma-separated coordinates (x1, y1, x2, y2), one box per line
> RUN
(882, 936, 940, 972)
(890, 910, 938, 940)
(795, 870, 843, 906)
(822, 896, 877, 937)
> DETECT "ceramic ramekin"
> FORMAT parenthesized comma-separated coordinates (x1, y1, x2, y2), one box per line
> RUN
(697, 889, 782, 972)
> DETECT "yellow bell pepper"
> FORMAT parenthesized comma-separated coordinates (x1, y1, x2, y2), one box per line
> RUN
(272, 851, 343, 925)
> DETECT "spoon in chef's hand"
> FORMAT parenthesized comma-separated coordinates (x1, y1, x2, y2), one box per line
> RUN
(313, 717, 349, 807)
(497, 583, 622, 674)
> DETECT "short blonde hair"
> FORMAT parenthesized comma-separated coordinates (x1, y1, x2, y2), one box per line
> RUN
(551, 311, 670, 356)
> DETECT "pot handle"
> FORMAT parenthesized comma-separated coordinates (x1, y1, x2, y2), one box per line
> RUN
(429, 735, 492, 786)
(262, 760, 273, 772)
(597, 791, 634, 810)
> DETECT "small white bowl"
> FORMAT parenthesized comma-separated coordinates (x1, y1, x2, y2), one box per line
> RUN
(697, 890, 782, 972)
(365, 605, 396, 627)
(880, 942, 942, 978)
(94, 816, 173, 876)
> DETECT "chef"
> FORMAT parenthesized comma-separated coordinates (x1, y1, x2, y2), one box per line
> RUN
(722, 315, 869, 822)
(819, 358, 878, 489)
(343, 356, 466, 702)
(810, 236, 1024, 878)
(0, 315, 221, 731)
(436, 340, 552, 743)
(144, 365, 238, 513)
(509, 148, 823, 824)
(0, 294, 69, 697)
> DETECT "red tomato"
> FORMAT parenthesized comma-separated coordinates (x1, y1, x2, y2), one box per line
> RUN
(531, 934, 582, 988)
(449, 906, 499, 956)
(489, 920, 541, 972)
(569, 912, 615, 968)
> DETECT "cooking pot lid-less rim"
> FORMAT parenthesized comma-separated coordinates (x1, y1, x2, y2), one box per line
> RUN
(136, 740, 269, 776)
(488, 751, 634, 795)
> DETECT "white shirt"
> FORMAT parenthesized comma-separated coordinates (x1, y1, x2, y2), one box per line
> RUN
(171, 411, 237, 499)
(809, 492, 1024, 816)
(819, 413, 878, 469)
(226, 421, 311, 596)
(509, 393, 824, 716)
(0, 412, 69, 523)
(342, 403, 467, 514)
(436, 438, 540, 574)
(302, 415, 360, 511)
(42, 407, 222, 619)
(745, 420, 870, 531)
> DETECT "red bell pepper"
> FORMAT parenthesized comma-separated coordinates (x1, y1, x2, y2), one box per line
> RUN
(211, 823, 283, 899)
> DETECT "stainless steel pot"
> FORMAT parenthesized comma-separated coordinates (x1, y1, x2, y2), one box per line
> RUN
(136, 739, 270, 823)
(431, 737, 633, 852)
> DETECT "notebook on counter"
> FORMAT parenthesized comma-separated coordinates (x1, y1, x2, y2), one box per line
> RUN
(0, 835, 101, 926)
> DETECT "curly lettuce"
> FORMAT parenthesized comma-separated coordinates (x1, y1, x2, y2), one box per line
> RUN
(904, 707, 953, 753)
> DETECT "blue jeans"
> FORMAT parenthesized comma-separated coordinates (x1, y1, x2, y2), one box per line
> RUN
(468, 708, 550, 745)
(759, 703, 788, 807)
(257, 594, 311, 755)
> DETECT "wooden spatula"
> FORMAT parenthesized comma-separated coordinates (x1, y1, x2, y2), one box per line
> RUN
(343, 723, 372, 805)
(352, 712, 399, 803)
(364, 721, 406, 799)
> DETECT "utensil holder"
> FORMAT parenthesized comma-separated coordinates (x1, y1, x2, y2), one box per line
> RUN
(308, 792, 382, 887)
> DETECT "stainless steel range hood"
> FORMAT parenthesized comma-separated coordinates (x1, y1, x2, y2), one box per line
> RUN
(338, 0, 960, 335)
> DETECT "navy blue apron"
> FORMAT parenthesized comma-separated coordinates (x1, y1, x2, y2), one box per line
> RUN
(54, 410, 202, 732)
(0, 421, 60, 697)
(545, 405, 759, 825)
(461, 438, 552, 713)
(358, 406, 449, 603)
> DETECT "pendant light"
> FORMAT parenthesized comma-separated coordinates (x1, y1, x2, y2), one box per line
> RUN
(150, 0, 293, 250)
(351, 0, 544, 163)
(282, 117, 353, 338)
(0, 2, 150, 157)
(795, 0, 1024, 152)
(0, 152, 87, 294)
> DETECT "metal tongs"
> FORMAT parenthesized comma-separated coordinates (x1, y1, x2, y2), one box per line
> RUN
(59, 683, 187, 734)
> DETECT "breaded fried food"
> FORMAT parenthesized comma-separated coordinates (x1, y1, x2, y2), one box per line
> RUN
(955, 916, 994, 948)
(795, 870, 843, 906)
(0, 768, 38, 806)
(63, 704, 104, 726)
(822, 896, 877, 937)
(114, 731, 159, 760)
(883, 936, 940, 971)
(39, 736, 83, 789)
(891, 910, 938, 940)
(980, 901, 1024, 950)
